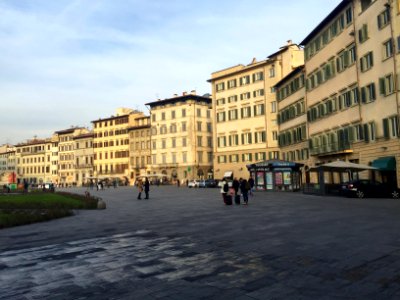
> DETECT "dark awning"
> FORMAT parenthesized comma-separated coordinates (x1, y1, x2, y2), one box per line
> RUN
(371, 156, 396, 171)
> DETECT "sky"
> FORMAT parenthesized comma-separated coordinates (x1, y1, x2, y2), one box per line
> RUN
(0, 0, 341, 145)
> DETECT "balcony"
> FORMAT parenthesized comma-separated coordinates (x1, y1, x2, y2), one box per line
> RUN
(75, 164, 94, 170)
(310, 141, 352, 156)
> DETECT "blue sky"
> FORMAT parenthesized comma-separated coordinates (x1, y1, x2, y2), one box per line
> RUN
(0, 0, 341, 144)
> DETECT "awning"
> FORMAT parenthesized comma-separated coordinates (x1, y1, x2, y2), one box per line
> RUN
(223, 171, 233, 178)
(309, 161, 377, 172)
(371, 156, 396, 171)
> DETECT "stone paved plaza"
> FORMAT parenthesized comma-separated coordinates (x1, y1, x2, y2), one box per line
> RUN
(1, 186, 400, 299)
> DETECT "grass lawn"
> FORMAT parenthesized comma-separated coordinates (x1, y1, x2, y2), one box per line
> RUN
(0, 192, 99, 229)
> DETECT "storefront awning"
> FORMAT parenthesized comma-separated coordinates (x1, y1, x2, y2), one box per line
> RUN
(371, 156, 396, 171)
(223, 171, 233, 178)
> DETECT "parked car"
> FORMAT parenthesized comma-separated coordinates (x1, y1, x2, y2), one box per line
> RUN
(205, 179, 217, 188)
(197, 180, 207, 188)
(188, 180, 199, 188)
(341, 180, 400, 199)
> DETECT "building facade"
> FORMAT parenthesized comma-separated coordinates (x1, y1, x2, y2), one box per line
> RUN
(146, 92, 213, 182)
(74, 132, 94, 186)
(56, 127, 90, 187)
(0, 144, 16, 185)
(209, 42, 304, 180)
(128, 116, 151, 183)
(92, 108, 146, 185)
(15, 139, 53, 185)
(300, 0, 400, 187)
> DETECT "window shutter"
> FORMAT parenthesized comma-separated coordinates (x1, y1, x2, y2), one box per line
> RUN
(363, 124, 369, 142)
(383, 118, 389, 138)
(241, 134, 244, 145)
(379, 77, 386, 95)
(359, 125, 364, 140)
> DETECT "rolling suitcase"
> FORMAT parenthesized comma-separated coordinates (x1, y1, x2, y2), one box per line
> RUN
(225, 195, 232, 205)
(234, 195, 241, 205)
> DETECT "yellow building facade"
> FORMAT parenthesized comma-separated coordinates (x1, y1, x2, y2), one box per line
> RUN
(15, 139, 53, 185)
(92, 108, 146, 185)
(74, 132, 94, 186)
(146, 92, 213, 182)
(300, 0, 400, 187)
(209, 42, 304, 180)
(128, 116, 151, 183)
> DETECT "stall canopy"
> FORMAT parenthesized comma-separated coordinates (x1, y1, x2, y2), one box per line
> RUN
(313, 161, 377, 172)
(371, 156, 396, 171)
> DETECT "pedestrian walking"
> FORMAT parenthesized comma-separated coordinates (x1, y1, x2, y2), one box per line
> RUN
(144, 177, 150, 199)
(232, 177, 240, 205)
(248, 177, 255, 197)
(137, 180, 143, 200)
(221, 180, 232, 205)
(240, 179, 250, 205)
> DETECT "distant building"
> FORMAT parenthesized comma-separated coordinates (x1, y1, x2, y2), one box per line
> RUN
(146, 91, 213, 182)
(0, 144, 16, 185)
(128, 116, 151, 183)
(208, 42, 304, 180)
(73, 132, 94, 186)
(92, 108, 146, 185)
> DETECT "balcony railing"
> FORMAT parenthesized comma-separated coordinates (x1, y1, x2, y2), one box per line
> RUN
(75, 164, 94, 169)
(310, 141, 352, 156)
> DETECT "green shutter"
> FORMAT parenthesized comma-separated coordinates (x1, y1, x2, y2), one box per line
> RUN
(363, 124, 369, 142)
(379, 77, 386, 95)
(361, 87, 366, 103)
(383, 118, 389, 138)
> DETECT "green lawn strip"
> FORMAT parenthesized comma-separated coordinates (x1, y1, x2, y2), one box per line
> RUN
(0, 192, 99, 228)
(0, 192, 97, 210)
(0, 210, 73, 229)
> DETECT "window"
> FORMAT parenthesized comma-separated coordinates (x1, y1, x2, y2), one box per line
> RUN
(162, 139, 166, 149)
(254, 104, 265, 116)
(182, 109, 186, 117)
(218, 155, 227, 163)
(345, 6, 353, 24)
(361, 83, 376, 103)
(241, 132, 252, 145)
(172, 138, 176, 148)
(171, 153, 176, 164)
(197, 121, 202, 131)
(217, 112, 226, 122)
(361, 0, 372, 12)
(255, 131, 266, 143)
(271, 101, 277, 113)
(227, 79, 237, 89)
(377, 8, 390, 29)
(182, 137, 187, 147)
(272, 131, 278, 141)
(197, 136, 202, 147)
(397, 36, 400, 53)
(217, 136, 227, 148)
(269, 67, 275, 78)
(253, 72, 264, 82)
(162, 154, 167, 164)
(207, 122, 212, 132)
(358, 24, 368, 43)
(253, 89, 265, 97)
(207, 152, 213, 163)
(379, 73, 395, 96)
(255, 152, 266, 161)
(360, 51, 373, 72)
(230, 154, 239, 163)
(228, 95, 238, 103)
(383, 116, 399, 138)
(171, 111, 176, 119)
(242, 153, 252, 162)
(182, 122, 187, 132)
(229, 134, 239, 146)
(197, 108, 201, 117)
(241, 107, 252, 118)
(228, 109, 238, 121)
(240, 92, 251, 100)
(207, 110, 211, 118)
(182, 152, 187, 163)
(161, 112, 165, 120)
(383, 39, 394, 60)
(239, 75, 250, 86)
(170, 123, 177, 133)
(216, 82, 225, 92)
(207, 137, 212, 147)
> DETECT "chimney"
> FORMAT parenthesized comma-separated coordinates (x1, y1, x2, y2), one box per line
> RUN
(183, 91, 187, 96)
(173, 93, 178, 97)
(190, 90, 196, 95)
(287, 39, 292, 45)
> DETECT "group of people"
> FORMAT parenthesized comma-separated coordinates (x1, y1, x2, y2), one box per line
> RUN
(220, 177, 255, 205)
(136, 177, 150, 200)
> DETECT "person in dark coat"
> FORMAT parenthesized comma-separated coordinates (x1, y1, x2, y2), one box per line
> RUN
(232, 178, 240, 196)
(144, 177, 150, 199)
(240, 179, 250, 205)
(248, 177, 255, 196)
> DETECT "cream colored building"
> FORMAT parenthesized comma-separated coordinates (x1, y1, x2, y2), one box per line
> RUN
(128, 116, 151, 183)
(146, 92, 213, 182)
(92, 108, 146, 185)
(209, 42, 304, 180)
(15, 138, 53, 185)
(56, 127, 90, 187)
(276, 66, 309, 165)
(300, 0, 400, 187)
(0, 144, 16, 185)
(73, 132, 94, 186)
